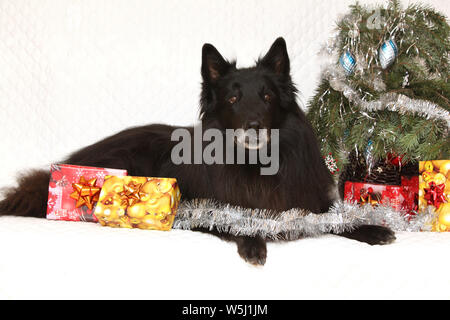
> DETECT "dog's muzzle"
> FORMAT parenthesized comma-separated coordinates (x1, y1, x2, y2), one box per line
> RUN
(235, 128, 270, 150)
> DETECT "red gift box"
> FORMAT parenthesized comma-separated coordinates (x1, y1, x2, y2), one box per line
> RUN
(46, 164, 127, 222)
(400, 176, 419, 215)
(344, 181, 412, 213)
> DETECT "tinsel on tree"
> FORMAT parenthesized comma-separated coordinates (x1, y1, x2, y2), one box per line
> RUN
(306, 0, 450, 179)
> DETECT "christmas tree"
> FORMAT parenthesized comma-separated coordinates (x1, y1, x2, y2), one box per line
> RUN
(306, 0, 450, 195)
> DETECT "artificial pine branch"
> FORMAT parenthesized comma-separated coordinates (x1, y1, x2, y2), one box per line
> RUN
(307, 0, 450, 175)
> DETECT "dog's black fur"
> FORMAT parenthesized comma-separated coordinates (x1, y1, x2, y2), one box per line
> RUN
(0, 38, 395, 265)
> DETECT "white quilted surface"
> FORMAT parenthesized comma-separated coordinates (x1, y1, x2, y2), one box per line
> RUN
(1, 0, 449, 186)
(1, 0, 450, 299)
(1, 216, 450, 299)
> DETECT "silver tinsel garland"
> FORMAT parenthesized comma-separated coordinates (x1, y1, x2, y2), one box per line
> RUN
(172, 199, 435, 240)
(323, 65, 450, 129)
(318, 1, 450, 130)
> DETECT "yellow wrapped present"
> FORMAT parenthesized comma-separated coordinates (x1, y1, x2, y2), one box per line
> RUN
(419, 160, 450, 232)
(94, 176, 181, 231)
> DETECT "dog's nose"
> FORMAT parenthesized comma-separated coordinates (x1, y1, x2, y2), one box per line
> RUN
(246, 120, 261, 130)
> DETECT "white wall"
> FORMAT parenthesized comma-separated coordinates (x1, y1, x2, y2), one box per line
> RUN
(1, 0, 449, 187)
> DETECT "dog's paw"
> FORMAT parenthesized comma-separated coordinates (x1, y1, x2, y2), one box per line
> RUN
(237, 236, 267, 266)
(339, 225, 396, 245)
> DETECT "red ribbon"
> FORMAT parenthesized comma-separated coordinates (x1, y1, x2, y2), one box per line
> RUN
(413, 193, 419, 213)
(424, 182, 447, 210)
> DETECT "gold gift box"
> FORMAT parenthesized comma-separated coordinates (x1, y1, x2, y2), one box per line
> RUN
(419, 160, 450, 232)
(94, 176, 181, 231)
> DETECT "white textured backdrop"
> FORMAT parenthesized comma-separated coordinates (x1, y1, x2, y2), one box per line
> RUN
(1, 0, 450, 300)
(1, 0, 448, 187)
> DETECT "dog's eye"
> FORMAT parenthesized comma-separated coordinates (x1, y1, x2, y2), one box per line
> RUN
(228, 96, 237, 104)
(264, 94, 271, 102)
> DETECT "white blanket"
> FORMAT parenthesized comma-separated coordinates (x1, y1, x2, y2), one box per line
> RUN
(1, 216, 449, 299)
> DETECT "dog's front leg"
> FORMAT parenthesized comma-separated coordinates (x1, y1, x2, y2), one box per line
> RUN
(334, 225, 396, 245)
(235, 235, 267, 266)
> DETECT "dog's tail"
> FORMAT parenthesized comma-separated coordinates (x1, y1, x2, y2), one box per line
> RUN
(0, 170, 50, 218)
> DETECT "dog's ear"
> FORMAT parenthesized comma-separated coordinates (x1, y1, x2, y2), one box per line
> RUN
(201, 43, 231, 83)
(259, 37, 290, 75)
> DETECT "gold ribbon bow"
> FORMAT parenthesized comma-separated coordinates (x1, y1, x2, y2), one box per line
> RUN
(70, 176, 101, 210)
(119, 181, 147, 207)
(360, 188, 381, 207)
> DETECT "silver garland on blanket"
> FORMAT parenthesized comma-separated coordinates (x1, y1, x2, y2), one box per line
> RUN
(172, 199, 435, 240)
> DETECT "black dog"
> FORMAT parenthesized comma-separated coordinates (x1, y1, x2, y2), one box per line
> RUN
(0, 38, 395, 265)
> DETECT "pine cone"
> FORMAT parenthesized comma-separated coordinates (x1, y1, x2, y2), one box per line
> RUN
(337, 151, 418, 199)
(337, 151, 367, 198)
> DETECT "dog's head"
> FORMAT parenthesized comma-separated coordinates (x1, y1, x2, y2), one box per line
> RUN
(200, 37, 299, 150)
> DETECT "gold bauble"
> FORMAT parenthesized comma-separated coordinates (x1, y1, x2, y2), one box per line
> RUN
(419, 182, 429, 196)
(158, 179, 173, 193)
(432, 160, 443, 170)
(142, 180, 162, 199)
(424, 161, 434, 173)
(434, 173, 447, 185)
(142, 214, 157, 225)
(145, 193, 171, 213)
(418, 196, 427, 211)
(127, 202, 147, 219)
(445, 183, 450, 198)
(103, 176, 126, 193)
(422, 171, 436, 183)
(438, 161, 450, 177)
(437, 203, 450, 222)
(101, 208, 119, 221)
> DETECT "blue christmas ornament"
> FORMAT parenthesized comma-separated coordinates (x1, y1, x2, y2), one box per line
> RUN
(379, 39, 398, 69)
(365, 139, 374, 154)
(339, 50, 356, 75)
(364, 139, 375, 173)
